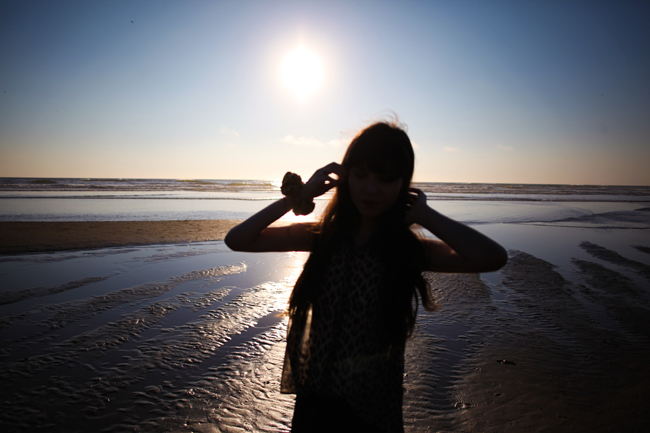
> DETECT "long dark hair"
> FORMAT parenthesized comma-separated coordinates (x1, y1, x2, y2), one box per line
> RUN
(289, 121, 438, 347)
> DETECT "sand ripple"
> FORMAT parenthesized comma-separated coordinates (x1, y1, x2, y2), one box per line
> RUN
(446, 249, 650, 432)
(1, 241, 648, 432)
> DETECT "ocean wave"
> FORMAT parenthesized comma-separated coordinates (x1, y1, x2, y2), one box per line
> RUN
(518, 207, 650, 229)
(2, 178, 649, 198)
(425, 195, 650, 203)
(28, 179, 58, 185)
(0, 193, 648, 203)
(2, 198, 650, 226)
(0, 195, 286, 201)
(446, 204, 650, 229)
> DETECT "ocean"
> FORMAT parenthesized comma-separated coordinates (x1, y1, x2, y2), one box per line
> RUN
(1, 178, 649, 432)
(1, 177, 649, 225)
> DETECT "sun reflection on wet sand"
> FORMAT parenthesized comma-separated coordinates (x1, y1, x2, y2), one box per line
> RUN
(1, 222, 649, 432)
(0, 244, 307, 432)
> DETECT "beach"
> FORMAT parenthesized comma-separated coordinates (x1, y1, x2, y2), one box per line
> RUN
(0, 220, 242, 254)
(1, 180, 649, 432)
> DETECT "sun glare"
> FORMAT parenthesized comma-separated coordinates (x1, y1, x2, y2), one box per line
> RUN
(280, 46, 324, 100)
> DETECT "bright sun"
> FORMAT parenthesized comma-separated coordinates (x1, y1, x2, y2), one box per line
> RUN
(280, 46, 324, 100)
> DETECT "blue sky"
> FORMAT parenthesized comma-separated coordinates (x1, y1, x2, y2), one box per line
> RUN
(1, 0, 649, 185)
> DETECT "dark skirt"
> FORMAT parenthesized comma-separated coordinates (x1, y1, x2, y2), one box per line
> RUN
(291, 394, 391, 433)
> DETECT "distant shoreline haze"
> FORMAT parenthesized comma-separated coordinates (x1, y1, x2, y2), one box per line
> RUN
(1, 178, 650, 197)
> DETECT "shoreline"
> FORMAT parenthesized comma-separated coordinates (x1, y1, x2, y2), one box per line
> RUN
(0, 220, 243, 254)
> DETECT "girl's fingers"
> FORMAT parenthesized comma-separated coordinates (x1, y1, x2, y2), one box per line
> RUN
(313, 163, 347, 186)
(409, 188, 426, 202)
(304, 165, 345, 199)
(323, 176, 335, 188)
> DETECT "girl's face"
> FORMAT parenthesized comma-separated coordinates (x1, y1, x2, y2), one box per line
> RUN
(348, 165, 404, 220)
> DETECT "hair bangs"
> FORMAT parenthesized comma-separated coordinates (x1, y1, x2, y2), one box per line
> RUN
(343, 122, 414, 181)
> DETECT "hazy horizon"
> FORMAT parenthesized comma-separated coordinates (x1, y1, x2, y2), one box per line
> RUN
(3, 175, 650, 188)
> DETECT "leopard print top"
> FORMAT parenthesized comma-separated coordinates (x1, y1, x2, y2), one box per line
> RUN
(281, 238, 405, 432)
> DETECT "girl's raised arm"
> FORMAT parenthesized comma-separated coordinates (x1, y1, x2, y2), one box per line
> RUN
(405, 188, 508, 273)
(224, 198, 311, 252)
(224, 163, 347, 253)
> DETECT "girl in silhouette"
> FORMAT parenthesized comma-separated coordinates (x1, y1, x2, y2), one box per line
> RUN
(225, 121, 507, 432)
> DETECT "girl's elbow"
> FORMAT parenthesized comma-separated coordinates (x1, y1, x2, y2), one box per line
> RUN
(224, 231, 243, 251)
(484, 247, 508, 272)
(224, 234, 235, 250)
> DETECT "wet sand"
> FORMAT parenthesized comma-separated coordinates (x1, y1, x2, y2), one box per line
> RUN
(427, 251, 650, 432)
(0, 221, 649, 432)
(0, 220, 242, 254)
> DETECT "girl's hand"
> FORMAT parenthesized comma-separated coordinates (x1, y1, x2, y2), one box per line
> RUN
(404, 188, 430, 226)
(302, 163, 348, 200)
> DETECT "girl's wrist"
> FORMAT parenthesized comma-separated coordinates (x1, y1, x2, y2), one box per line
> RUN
(410, 203, 438, 226)
(300, 187, 313, 202)
(281, 172, 315, 215)
(283, 196, 292, 213)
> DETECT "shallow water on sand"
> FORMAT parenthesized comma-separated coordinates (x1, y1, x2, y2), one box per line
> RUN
(1, 224, 649, 432)
(0, 244, 304, 432)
